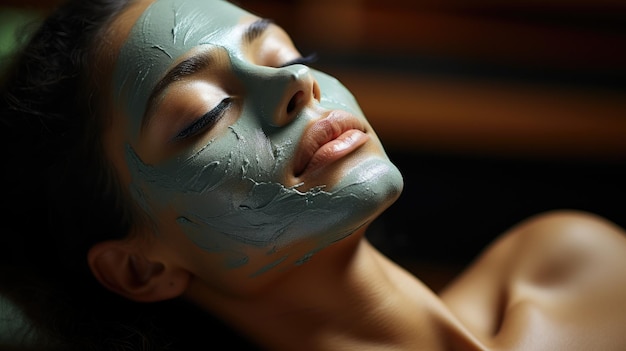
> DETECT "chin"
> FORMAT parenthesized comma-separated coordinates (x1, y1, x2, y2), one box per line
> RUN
(268, 154, 404, 256)
(310, 154, 404, 237)
(336, 155, 403, 210)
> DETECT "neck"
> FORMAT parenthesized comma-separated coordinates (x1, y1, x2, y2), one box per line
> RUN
(185, 229, 479, 350)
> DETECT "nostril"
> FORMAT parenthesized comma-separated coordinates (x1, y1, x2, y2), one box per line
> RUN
(287, 90, 304, 115)
(312, 81, 321, 102)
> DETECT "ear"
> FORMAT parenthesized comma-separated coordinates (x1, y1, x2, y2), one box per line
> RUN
(87, 240, 190, 302)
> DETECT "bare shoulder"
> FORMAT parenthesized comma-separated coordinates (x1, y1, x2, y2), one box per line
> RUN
(508, 209, 626, 252)
(441, 210, 626, 350)
(505, 209, 626, 289)
(453, 209, 626, 287)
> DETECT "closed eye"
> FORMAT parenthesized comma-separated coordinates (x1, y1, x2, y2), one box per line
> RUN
(173, 98, 234, 141)
(279, 53, 318, 68)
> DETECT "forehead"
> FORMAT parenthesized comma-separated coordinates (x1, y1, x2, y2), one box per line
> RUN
(112, 0, 254, 138)
(129, 0, 252, 50)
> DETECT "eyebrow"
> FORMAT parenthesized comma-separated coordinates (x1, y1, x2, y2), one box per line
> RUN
(141, 18, 274, 131)
(243, 18, 273, 44)
(142, 52, 215, 131)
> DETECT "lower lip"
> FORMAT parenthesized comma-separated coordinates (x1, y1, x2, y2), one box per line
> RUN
(301, 129, 370, 175)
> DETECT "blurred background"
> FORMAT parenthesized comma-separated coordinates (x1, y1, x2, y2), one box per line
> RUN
(2, 0, 625, 291)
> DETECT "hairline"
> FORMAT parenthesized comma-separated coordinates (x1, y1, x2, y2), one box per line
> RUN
(84, 0, 155, 240)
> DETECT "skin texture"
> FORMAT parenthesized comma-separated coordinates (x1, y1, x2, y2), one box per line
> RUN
(110, 0, 403, 278)
(88, 0, 626, 350)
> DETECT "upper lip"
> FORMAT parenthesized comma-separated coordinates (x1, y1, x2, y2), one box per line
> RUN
(293, 110, 367, 177)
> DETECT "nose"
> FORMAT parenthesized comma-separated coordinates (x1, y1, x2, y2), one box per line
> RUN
(238, 62, 321, 127)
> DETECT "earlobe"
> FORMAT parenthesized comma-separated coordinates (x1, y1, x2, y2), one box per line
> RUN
(87, 240, 190, 302)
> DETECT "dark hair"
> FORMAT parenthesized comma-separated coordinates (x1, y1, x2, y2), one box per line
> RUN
(0, 0, 264, 348)
(1, 0, 137, 267)
(0, 0, 194, 350)
(0, 0, 150, 348)
(0, 0, 262, 349)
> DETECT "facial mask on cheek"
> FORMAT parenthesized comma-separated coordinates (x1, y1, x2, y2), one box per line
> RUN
(124, 132, 377, 274)
(122, 54, 402, 276)
(117, 0, 404, 276)
(313, 70, 364, 117)
(124, 105, 401, 275)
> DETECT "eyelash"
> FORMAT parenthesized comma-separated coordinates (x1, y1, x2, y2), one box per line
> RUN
(173, 97, 233, 141)
(279, 53, 318, 68)
(170, 53, 317, 141)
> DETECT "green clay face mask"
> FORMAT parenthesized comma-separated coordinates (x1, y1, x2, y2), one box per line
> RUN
(114, 0, 403, 274)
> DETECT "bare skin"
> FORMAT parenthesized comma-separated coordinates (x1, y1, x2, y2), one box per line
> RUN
(183, 210, 626, 351)
(87, 0, 626, 349)
(442, 210, 626, 350)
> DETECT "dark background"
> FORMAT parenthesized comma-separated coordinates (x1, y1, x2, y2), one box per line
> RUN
(369, 151, 626, 289)
(235, 0, 626, 288)
(3, 0, 625, 290)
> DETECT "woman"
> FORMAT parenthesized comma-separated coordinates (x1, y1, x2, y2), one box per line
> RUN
(1, 0, 625, 350)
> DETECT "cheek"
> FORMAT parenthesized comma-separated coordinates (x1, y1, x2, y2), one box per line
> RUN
(126, 131, 397, 276)
(313, 70, 364, 119)
(124, 120, 279, 223)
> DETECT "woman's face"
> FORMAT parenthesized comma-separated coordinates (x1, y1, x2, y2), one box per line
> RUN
(105, 0, 403, 287)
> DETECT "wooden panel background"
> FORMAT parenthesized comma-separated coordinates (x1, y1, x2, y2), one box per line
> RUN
(3, 0, 626, 277)
(4, 0, 625, 160)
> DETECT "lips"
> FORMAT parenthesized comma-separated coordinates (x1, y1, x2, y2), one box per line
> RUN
(293, 110, 370, 177)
